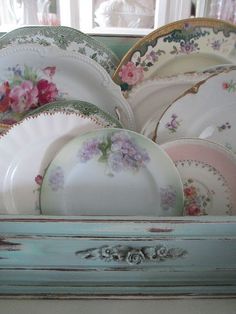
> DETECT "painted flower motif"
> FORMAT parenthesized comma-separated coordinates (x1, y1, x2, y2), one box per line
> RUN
(35, 174, 43, 186)
(210, 39, 221, 50)
(0, 64, 63, 125)
(160, 186, 177, 210)
(48, 166, 64, 191)
(179, 40, 199, 54)
(222, 82, 230, 90)
(37, 79, 58, 105)
(222, 80, 236, 92)
(126, 249, 145, 265)
(118, 61, 144, 86)
(78, 138, 102, 162)
(0, 81, 11, 112)
(146, 50, 159, 63)
(9, 80, 38, 113)
(184, 185, 197, 198)
(78, 131, 150, 176)
(165, 114, 181, 133)
(185, 203, 201, 216)
(183, 179, 211, 216)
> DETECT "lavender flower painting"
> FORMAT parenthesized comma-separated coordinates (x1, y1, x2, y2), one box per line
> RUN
(78, 131, 150, 176)
(165, 114, 181, 133)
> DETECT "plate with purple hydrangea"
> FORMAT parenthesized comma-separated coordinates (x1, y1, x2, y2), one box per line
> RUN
(40, 128, 184, 216)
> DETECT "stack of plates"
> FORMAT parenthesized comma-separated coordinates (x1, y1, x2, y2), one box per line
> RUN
(0, 26, 135, 215)
(113, 17, 236, 216)
(1, 18, 236, 217)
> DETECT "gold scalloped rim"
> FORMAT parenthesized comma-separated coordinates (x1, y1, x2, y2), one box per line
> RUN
(113, 17, 236, 84)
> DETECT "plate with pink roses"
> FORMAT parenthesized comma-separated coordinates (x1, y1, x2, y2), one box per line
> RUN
(0, 44, 135, 131)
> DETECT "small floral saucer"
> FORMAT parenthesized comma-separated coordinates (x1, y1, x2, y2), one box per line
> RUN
(161, 138, 236, 216)
(40, 128, 184, 216)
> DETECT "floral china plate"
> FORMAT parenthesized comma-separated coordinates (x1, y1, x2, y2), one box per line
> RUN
(161, 138, 236, 216)
(155, 69, 236, 154)
(0, 25, 119, 76)
(0, 44, 135, 130)
(127, 72, 210, 136)
(0, 101, 121, 215)
(40, 128, 184, 216)
(113, 18, 236, 93)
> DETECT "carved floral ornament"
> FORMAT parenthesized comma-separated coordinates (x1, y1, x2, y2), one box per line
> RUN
(75, 244, 187, 265)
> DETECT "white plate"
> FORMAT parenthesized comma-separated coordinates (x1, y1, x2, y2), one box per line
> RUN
(0, 102, 122, 215)
(156, 69, 236, 154)
(162, 139, 236, 216)
(0, 25, 119, 76)
(127, 72, 210, 136)
(0, 44, 135, 130)
(40, 128, 184, 216)
(113, 18, 236, 93)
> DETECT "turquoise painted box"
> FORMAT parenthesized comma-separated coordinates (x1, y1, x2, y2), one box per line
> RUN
(1, 215, 236, 297)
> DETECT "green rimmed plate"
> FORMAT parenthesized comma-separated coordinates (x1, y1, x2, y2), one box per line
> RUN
(0, 44, 135, 130)
(0, 25, 120, 76)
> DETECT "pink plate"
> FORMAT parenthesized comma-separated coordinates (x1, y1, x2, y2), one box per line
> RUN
(161, 138, 236, 216)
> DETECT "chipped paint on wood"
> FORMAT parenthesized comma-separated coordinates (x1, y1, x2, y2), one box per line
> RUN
(0, 238, 21, 251)
(149, 228, 173, 233)
(0, 216, 236, 296)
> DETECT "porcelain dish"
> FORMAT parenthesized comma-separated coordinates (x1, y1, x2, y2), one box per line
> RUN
(40, 128, 184, 216)
(0, 44, 135, 130)
(113, 18, 236, 93)
(156, 69, 236, 154)
(161, 138, 236, 216)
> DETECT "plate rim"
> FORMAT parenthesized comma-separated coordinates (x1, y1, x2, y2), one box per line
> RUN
(0, 25, 120, 76)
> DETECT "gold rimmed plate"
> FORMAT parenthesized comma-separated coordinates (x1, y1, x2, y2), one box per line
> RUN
(113, 18, 236, 93)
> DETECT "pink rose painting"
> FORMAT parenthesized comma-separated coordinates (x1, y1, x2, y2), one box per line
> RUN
(0, 64, 63, 125)
(119, 62, 144, 86)
(10, 80, 39, 113)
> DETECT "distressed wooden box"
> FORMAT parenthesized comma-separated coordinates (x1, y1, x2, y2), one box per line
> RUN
(0, 215, 236, 298)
